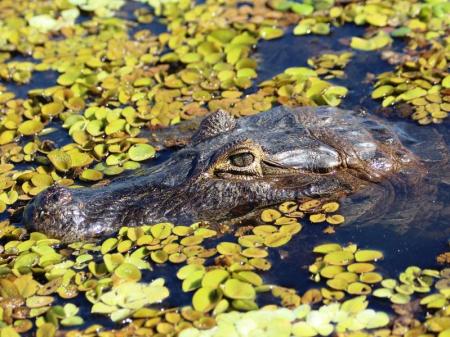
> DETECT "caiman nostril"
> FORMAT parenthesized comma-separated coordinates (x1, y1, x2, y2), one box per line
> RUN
(43, 184, 72, 206)
(23, 184, 83, 242)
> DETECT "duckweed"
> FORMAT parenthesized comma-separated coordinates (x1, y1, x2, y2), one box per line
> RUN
(350, 31, 393, 51)
(372, 43, 449, 124)
(0, 0, 449, 336)
(179, 296, 390, 337)
(309, 243, 385, 296)
(373, 265, 441, 304)
(0, 212, 448, 337)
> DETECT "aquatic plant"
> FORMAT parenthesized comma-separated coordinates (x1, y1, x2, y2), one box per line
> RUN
(0, 0, 448, 335)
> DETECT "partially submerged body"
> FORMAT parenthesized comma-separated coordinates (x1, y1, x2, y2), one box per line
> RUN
(24, 106, 425, 242)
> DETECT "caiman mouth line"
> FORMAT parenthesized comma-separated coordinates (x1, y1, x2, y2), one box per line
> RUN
(23, 106, 422, 242)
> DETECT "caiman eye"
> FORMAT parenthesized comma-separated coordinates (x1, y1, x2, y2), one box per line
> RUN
(229, 152, 255, 167)
(211, 141, 263, 179)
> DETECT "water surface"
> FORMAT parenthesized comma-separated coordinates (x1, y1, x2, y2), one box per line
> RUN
(2, 1, 449, 331)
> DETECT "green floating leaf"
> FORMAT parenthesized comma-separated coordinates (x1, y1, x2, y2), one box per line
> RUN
(372, 85, 394, 99)
(80, 169, 104, 181)
(443, 75, 450, 88)
(397, 87, 428, 101)
(202, 269, 229, 289)
(391, 27, 411, 37)
(350, 32, 392, 51)
(290, 3, 314, 15)
(259, 27, 284, 40)
(47, 150, 72, 172)
(223, 279, 255, 300)
(354, 250, 383, 262)
(313, 243, 342, 254)
(36, 323, 56, 337)
(91, 278, 169, 321)
(128, 144, 156, 161)
(323, 250, 354, 266)
(192, 287, 221, 312)
(18, 120, 44, 136)
(114, 263, 142, 282)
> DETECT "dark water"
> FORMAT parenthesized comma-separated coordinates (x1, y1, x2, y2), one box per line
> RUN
(2, 1, 449, 331)
(253, 23, 450, 316)
(257, 25, 450, 281)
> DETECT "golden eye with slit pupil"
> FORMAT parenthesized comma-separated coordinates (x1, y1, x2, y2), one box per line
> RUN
(229, 152, 255, 167)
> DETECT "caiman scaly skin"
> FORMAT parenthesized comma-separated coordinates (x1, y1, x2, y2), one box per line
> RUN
(23, 106, 421, 242)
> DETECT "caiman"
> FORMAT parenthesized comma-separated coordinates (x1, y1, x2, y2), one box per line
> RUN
(23, 106, 427, 242)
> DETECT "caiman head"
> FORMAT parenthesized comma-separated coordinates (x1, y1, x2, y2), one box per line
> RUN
(23, 106, 420, 242)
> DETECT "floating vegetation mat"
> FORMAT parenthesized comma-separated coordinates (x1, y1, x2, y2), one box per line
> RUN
(373, 44, 449, 125)
(0, 200, 448, 337)
(0, 0, 449, 336)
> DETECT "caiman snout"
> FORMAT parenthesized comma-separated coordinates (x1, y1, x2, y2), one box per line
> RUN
(23, 185, 90, 241)
(41, 185, 72, 207)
